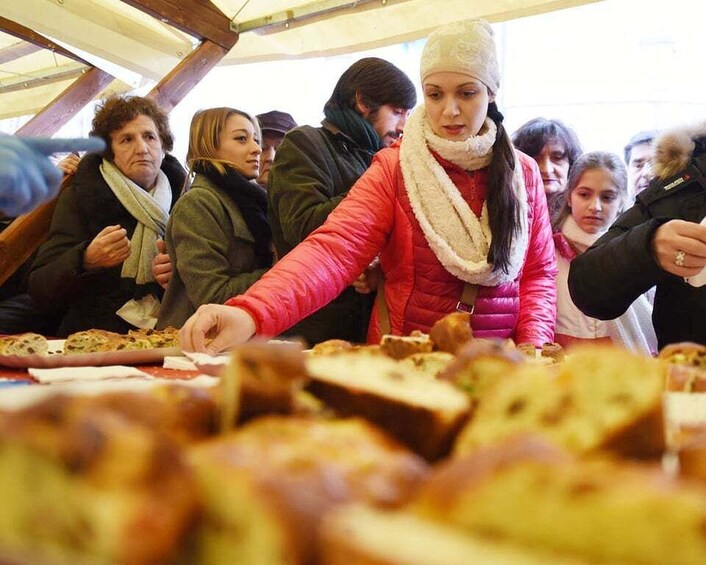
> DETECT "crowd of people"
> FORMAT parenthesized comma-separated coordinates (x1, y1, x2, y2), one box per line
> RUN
(2, 16, 705, 353)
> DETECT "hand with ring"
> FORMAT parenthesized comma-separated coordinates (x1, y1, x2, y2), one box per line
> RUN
(652, 220, 706, 278)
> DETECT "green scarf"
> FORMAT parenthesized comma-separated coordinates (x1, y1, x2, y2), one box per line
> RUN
(323, 104, 383, 158)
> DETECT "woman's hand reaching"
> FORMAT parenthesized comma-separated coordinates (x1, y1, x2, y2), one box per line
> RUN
(180, 304, 257, 354)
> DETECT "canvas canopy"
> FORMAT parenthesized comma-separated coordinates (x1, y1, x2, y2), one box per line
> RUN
(1, 0, 601, 123)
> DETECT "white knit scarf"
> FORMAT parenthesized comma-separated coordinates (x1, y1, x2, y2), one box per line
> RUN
(400, 105, 528, 286)
(100, 159, 171, 285)
(561, 215, 601, 255)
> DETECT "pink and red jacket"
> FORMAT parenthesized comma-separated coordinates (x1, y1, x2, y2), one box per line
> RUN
(227, 146, 557, 346)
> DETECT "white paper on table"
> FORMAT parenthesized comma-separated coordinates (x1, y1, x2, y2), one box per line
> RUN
(28, 365, 154, 384)
(163, 356, 198, 371)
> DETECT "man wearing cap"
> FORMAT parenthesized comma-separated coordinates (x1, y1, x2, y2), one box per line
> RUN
(256, 110, 297, 189)
(267, 57, 417, 346)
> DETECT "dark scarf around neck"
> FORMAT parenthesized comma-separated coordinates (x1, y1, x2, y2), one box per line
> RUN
(193, 162, 273, 269)
(323, 104, 383, 159)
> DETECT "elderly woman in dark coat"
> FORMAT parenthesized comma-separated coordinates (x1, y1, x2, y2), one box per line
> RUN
(28, 95, 185, 336)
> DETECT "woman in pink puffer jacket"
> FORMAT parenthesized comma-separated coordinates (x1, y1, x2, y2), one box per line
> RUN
(181, 19, 557, 352)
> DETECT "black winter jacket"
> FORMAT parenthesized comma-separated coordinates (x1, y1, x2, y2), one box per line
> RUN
(569, 134, 706, 349)
(28, 153, 185, 336)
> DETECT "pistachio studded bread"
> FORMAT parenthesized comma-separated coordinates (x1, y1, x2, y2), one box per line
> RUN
(0, 332, 49, 356)
(415, 436, 706, 565)
(454, 344, 666, 460)
(0, 396, 198, 564)
(306, 349, 471, 460)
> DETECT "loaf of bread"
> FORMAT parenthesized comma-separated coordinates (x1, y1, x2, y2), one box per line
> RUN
(63, 329, 122, 354)
(415, 436, 706, 565)
(63, 327, 180, 354)
(0, 332, 49, 356)
(438, 339, 525, 403)
(127, 326, 180, 349)
(220, 340, 310, 427)
(398, 351, 455, 379)
(187, 416, 429, 565)
(28, 384, 219, 445)
(0, 397, 197, 564)
(454, 344, 666, 460)
(428, 312, 473, 354)
(310, 339, 356, 356)
(306, 350, 471, 460)
(320, 503, 591, 565)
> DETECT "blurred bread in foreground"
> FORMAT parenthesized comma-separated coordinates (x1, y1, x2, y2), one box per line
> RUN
(416, 436, 706, 565)
(320, 503, 591, 565)
(0, 399, 197, 564)
(455, 345, 666, 460)
(188, 416, 428, 565)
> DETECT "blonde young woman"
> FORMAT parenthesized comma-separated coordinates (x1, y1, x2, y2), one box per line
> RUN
(180, 20, 557, 353)
(156, 108, 271, 329)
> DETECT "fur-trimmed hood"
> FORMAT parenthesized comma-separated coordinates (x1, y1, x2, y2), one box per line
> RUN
(652, 120, 706, 180)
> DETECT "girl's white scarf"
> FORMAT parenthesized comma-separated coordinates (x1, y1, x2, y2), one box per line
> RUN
(560, 215, 602, 255)
(100, 159, 171, 285)
(400, 106, 528, 286)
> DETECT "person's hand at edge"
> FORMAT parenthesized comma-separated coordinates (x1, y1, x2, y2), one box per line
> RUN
(0, 135, 105, 216)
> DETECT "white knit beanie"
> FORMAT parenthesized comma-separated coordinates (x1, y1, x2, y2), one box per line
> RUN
(420, 19, 500, 94)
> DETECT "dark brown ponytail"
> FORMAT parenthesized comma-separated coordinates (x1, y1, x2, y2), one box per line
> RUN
(486, 102, 522, 274)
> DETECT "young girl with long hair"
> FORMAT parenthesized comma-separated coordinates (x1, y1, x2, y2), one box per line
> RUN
(553, 151, 656, 353)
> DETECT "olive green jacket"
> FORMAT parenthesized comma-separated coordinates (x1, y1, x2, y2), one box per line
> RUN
(156, 174, 268, 329)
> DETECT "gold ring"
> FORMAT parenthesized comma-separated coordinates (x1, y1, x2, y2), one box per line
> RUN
(675, 250, 686, 267)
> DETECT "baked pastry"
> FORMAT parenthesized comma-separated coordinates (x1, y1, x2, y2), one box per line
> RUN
(659, 342, 706, 369)
(188, 416, 428, 565)
(310, 339, 355, 356)
(63, 329, 121, 354)
(31, 385, 219, 445)
(398, 351, 455, 379)
(429, 311, 473, 354)
(0, 332, 48, 356)
(306, 350, 471, 460)
(416, 436, 706, 565)
(515, 342, 538, 358)
(320, 503, 590, 565)
(439, 339, 525, 402)
(541, 341, 565, 363)
(0, 397, 197, 564)
(380, 331, 433, 359)
(220, 340, 310, 427)
(127, 326, 181, 349)
(454, 344, 666, 460)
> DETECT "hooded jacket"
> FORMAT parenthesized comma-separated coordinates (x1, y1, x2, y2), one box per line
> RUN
(569, 122, 706, 348)
(228, 146, 557, 346)
(28, 153, 185, 336)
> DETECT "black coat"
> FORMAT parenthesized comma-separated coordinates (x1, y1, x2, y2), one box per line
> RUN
(28, 153, 185, 336)
(568, 145, 706, 349)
